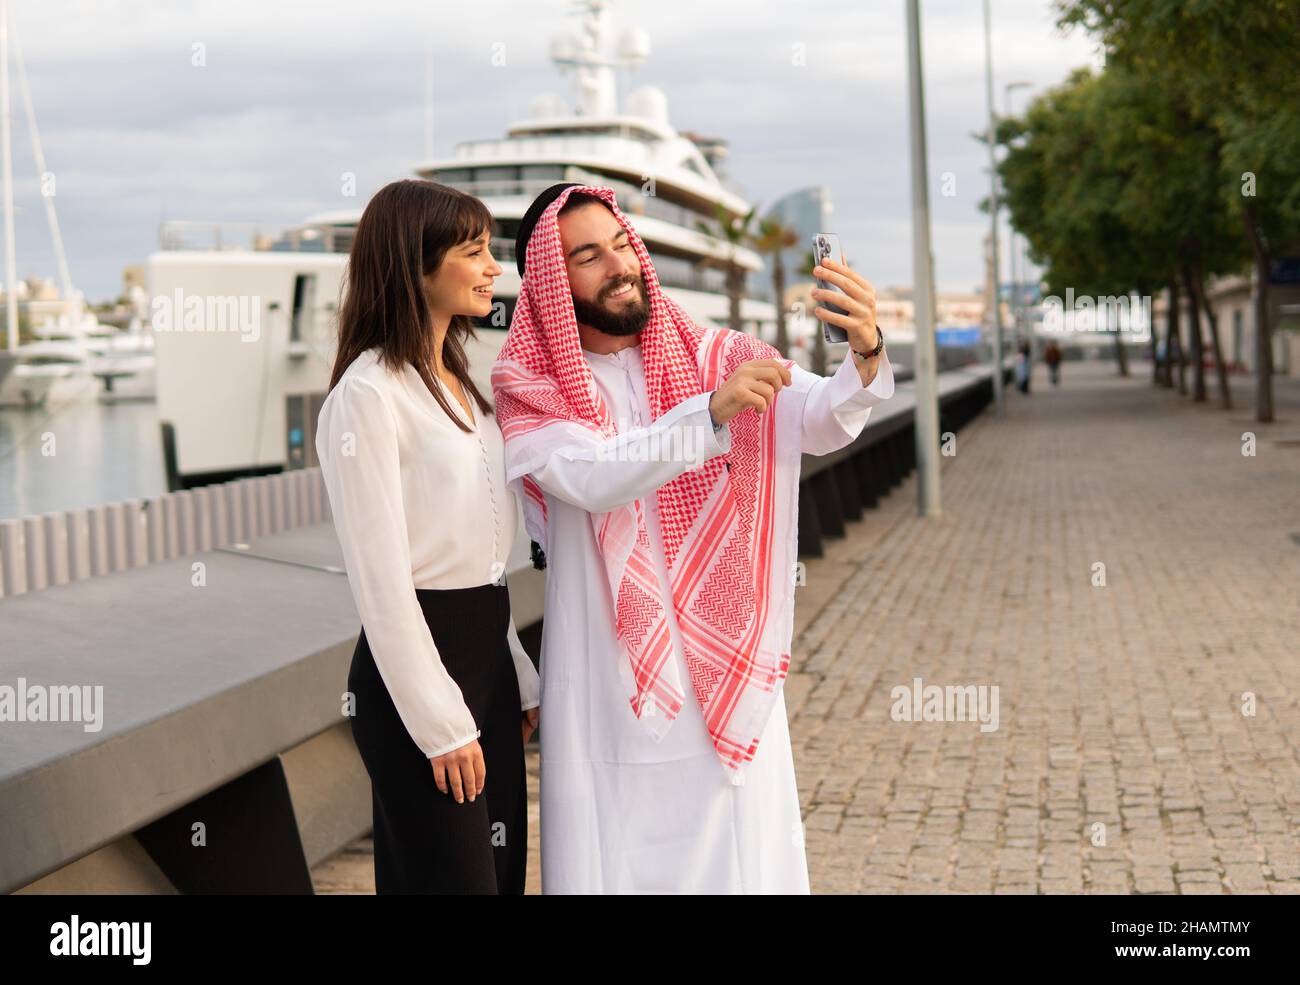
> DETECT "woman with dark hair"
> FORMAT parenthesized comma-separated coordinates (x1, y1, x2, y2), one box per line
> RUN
(315, 178, 539, 894)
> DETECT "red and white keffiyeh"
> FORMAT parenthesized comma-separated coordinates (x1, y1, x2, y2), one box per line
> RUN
(490, 184, 799, 783)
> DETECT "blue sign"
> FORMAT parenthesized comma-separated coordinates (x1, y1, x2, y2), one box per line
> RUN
(935, 327, 982, 347)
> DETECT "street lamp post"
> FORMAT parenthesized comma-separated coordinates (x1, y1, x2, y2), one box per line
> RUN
(906, 0, 940, 517)
(981, 0, 1004, 416)
(1004, 80, 1030, 346)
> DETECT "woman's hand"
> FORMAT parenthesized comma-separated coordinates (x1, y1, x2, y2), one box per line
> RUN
(522, 707, 539, 745)
(430, 739, 486, 804)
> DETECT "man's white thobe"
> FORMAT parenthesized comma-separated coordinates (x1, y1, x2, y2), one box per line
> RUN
(529, 341, 895, 893)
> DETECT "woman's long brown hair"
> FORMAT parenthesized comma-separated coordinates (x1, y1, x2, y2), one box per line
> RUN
(328, 178, 494, 431)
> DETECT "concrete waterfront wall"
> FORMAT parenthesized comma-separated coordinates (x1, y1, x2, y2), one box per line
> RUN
(0, 468, 332, 599)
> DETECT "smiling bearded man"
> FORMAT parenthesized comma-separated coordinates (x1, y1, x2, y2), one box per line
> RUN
(491, 183, 895, 894)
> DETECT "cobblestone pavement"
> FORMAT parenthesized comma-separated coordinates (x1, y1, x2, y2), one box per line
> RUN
(315, 362, 1300, 895)
(787, 362, 1300, 894)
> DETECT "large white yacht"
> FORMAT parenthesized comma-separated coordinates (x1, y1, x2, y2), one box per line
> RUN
(146, 0, 777, 490)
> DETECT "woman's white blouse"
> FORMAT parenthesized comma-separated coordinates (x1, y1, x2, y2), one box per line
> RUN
(315, 347, 540, 760)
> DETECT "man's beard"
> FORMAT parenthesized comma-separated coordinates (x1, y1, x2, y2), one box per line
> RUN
(571, 275, 651, 337)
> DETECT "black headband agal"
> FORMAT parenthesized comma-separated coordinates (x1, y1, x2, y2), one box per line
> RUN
(515, 182, 584, 277)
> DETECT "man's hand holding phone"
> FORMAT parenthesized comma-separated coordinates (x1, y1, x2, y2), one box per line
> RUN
(812, 256, 880, 356)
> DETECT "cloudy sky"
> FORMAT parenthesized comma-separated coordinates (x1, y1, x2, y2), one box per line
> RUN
(12, 0, 1099, 300)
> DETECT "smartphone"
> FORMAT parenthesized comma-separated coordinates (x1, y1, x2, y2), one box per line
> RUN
(812, 233, 849, 343)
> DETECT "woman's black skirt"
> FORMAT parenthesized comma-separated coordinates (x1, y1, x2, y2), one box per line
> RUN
(347, 582, 526, 894)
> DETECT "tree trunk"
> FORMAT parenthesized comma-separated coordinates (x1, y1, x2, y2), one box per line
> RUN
(811, 307, 827, 376)
(1161, 281, 1179, 388)
(1190, 266, 1232, 410)
(1182, 266, 1206, 402)
(727, 263, 744, 334)
(1241, 204, 1274, 422)
(1114, 326, 1130, 376)
(1174, 285, 1187, 395)
(772, 258, 789, 356)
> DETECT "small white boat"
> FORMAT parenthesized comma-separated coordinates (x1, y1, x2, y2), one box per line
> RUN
(0, 338, 92, 408)
(87, 321, 156, 402)
(0, 311, 156, 407)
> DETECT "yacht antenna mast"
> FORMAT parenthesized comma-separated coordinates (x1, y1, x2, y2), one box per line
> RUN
(551, 0, 617, 117)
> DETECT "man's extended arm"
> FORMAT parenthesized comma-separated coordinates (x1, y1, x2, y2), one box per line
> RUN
(796, 347, 896, 456)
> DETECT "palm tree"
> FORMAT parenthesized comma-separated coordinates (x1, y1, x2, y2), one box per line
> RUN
(695, 203, 756, 334)
(751, 217, 799, 356)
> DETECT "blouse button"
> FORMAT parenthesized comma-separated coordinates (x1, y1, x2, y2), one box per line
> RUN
(476, 432, 501, 570)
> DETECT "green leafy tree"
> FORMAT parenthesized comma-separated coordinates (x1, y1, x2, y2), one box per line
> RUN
(1057, 0, 1300, 419)
(997, 63, 1246, 406)
(996, 69, 1153, 377)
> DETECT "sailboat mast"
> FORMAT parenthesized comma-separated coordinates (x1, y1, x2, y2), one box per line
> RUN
(0, 0, 18, 351)
(15, 26, 73, 308)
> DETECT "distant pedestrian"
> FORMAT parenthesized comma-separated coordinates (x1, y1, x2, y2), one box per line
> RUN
(1044, 341, 1062, 386)
(1015, 340, 1032, 393)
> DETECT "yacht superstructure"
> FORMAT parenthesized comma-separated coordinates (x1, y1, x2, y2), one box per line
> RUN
(146, 0, 776, 489)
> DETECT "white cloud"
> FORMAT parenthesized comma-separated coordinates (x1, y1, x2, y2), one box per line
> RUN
(11, 0, 1096, 297)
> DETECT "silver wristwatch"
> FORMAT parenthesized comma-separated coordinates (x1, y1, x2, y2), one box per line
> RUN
(707, 390, 724, 432)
